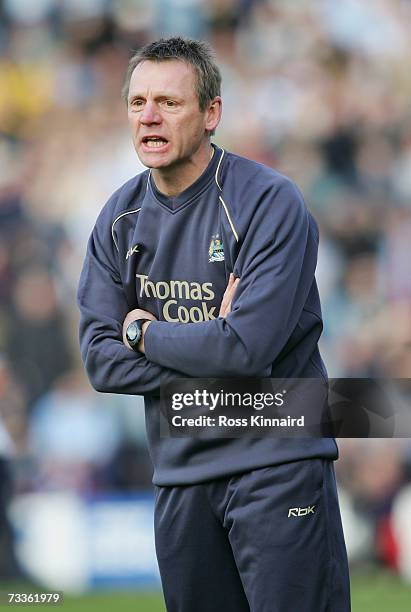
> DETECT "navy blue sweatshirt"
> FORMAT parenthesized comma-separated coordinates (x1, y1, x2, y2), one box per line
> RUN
(78, 144, 338, 485)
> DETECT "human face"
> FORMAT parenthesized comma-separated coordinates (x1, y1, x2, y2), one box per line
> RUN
(127, 59, 220, 170)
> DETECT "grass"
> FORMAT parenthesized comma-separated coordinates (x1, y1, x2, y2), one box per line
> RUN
(2, 571, 411, 611)
(351, 570, 411, 611)
(58, 591, 165, 611)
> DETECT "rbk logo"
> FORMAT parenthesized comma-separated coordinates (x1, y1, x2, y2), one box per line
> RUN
(288, 505, 316, 517)
(126, 244, 140, 260)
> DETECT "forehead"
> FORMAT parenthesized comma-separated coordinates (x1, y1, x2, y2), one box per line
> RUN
(129, 59, 198, 98)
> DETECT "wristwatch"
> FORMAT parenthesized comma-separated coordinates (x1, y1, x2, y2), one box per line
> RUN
(126, 318, 150, 351)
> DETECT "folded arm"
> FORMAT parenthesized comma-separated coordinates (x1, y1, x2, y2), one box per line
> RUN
(141, 179, 317, 378)
(77, 213, 184, 396)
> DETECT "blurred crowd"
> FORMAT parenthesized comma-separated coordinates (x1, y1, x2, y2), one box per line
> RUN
(1, 0, 411, 580)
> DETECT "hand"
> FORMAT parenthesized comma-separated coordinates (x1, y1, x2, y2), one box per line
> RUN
(123, 308, 157, 352)
(219, 273, 240, 318)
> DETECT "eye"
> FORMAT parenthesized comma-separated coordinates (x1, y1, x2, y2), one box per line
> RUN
(164, 100, 176, 107)
(130, 98, 144, 109)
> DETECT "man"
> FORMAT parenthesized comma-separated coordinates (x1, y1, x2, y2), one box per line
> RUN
(78, 37, 350, 611)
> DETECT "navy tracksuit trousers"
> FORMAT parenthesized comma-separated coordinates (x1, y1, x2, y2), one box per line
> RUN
(154, 459, 350, 612)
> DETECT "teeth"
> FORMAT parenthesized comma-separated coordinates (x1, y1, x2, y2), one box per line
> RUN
(146, 139, 166, 148)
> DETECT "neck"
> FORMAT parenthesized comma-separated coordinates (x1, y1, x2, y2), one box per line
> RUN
(151, 143, 214, 197)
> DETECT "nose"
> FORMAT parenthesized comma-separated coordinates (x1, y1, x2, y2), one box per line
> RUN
(140, 101, 161, 125)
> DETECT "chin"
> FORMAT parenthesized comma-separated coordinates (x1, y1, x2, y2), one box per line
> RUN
(137, 149, 173, 169)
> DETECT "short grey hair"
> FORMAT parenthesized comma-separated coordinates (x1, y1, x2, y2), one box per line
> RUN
(121, 36, 222, 113)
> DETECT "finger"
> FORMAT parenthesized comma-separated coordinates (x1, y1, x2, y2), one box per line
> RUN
(226, 277, 239, 299)
(219, 286, 231, 317)
(219, 277, 240, 317)
(219, 294, 229, 317)
(224, 274, 236, 300)
(225, 273, 234, 289)
(224, 278, 240, 312)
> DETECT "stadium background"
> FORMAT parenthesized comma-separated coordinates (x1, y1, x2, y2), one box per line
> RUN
(1, 0, 411, 609)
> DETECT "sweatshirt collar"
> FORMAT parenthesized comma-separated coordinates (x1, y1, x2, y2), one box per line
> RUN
(149, 143, 222, 211)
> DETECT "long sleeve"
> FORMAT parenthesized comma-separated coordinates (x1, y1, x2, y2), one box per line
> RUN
(77, 207, 184, 396)
(144, 178, 318, 378)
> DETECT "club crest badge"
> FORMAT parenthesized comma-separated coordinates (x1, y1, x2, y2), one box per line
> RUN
(208, 234, 224, 263)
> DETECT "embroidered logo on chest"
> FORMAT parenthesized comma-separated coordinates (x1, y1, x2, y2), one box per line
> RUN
(126, 244, 140, 260)
(208, 234, 224, 263)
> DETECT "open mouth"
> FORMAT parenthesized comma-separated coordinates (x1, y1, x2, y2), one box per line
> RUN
(142, 136, 169, 149)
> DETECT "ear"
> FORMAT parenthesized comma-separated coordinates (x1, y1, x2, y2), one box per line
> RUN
(205, 97, 222, 133)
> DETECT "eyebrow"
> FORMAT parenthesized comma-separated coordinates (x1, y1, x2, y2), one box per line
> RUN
(128, 92, 184, 102)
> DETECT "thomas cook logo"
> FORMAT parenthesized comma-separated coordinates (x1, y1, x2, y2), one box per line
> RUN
(208, 234, 224, 263)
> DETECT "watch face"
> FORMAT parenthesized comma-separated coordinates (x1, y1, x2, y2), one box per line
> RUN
(127, 321, 140, 343)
